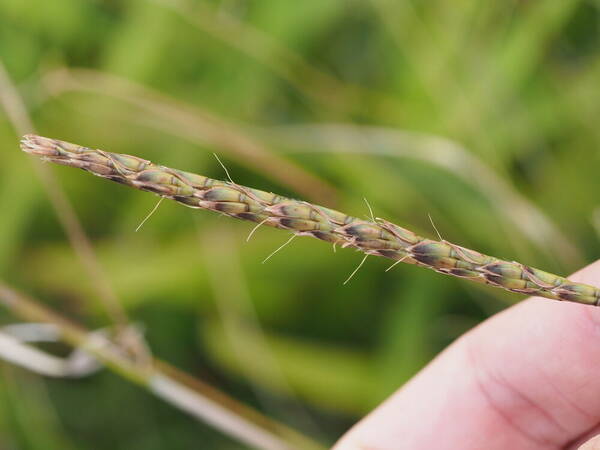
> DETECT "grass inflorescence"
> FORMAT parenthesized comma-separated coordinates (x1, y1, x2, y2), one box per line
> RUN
(21, 134, 600, 307)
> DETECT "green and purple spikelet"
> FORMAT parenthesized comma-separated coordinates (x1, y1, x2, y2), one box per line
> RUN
(21, 134, 600, 306)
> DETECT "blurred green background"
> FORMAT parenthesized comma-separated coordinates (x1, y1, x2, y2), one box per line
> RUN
(0, 0, 599, 448)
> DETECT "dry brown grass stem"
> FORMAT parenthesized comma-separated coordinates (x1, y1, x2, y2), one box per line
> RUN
(0, 61, 130, 330)
(0, 282, 324, 450)
(255, 123, 581, 266)
(40, 67, 337, 204)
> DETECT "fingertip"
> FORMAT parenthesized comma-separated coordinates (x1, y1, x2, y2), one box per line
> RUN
(578, 434, 600, 450)
(335, 260, 600, 449)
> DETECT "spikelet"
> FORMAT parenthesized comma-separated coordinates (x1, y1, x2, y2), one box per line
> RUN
(21, 134, 600, 306)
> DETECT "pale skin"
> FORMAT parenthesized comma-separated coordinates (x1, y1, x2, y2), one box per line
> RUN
(334, 260, 600, 450)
